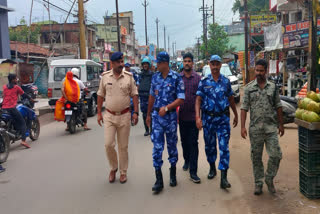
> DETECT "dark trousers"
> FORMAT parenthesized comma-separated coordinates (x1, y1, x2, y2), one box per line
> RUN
(179, 120, 199, 175)
(5, 108, 27, 141)
(142, 112, 150, 133)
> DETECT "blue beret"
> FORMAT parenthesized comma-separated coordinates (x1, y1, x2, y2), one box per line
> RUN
(155, 51, 170, 63)
(111, 52, 123, 61)
(210, 55, 222, 62)
(124, 63, 131, 67)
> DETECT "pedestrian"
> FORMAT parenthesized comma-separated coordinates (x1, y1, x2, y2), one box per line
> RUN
(195, 55, 238, 189)
(178, 53, 202, 183)
(124, 63, 138, 84)
(240, 59, 284, 195)
(97, 52, 139, 184)
(146, 51, 185, 193)
(138, 57, 153, 136)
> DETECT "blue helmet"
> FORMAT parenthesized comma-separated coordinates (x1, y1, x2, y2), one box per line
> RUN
(141, 57, 151, 67)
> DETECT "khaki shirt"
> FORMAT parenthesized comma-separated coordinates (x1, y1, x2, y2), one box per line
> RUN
(97, 69, 138, 112)
(241, 79, 282, 133)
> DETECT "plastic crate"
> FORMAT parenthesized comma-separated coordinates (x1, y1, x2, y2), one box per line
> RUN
(299, 170, 320, 199)
(299, 148, 320, 173)
(298, 127, 320, 151)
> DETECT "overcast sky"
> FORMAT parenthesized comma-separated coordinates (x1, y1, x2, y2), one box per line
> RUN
(8, 0, 239, 51)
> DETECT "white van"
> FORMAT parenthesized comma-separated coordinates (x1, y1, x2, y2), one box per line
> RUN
(48, 59, 102, 116)
(202, 64, 240, 103)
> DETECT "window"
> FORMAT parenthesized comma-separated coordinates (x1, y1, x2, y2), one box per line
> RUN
(87, 66, 95, 81)
(93, 66, 100, 79)
(54, 67, 80, 81)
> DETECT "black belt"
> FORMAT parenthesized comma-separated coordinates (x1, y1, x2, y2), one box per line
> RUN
(154, 107, 176, 113)
(203, 108, 230, 117)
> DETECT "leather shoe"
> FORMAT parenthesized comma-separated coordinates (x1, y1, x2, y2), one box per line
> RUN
(120, 174, 127, 184)
(109, 169, 117, 183)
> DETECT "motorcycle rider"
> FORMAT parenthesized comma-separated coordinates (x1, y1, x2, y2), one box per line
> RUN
(2, 73, 31, 148)
(61, 68, 91, 131)
(138, 57, 153, 136)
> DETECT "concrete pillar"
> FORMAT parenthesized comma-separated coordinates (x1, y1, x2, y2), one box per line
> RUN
(0, 0, 12, 59)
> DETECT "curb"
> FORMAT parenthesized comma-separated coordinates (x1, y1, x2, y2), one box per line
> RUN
(36, 107, 53, 117)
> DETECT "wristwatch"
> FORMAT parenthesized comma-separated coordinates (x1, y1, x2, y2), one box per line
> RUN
(133, 111, 139, 116)
(165, 106, 168, 112)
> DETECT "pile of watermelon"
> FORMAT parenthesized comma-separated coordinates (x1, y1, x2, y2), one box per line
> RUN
(296, 91, 320, 122)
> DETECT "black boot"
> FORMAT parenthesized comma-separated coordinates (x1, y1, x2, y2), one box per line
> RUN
(220, 170, 231, 189)
(208, 163, 217, 179)
(152, 169, 163, 193)
(170, 166, 177, 187)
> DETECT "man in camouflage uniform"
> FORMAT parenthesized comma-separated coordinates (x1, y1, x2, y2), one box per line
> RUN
(146, 52, 185, 193)
(241, 59, 284, 195)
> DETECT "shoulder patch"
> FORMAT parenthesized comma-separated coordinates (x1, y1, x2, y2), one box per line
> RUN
(101, 71, 110, 76)
(201, 76, 208, 80)
(246, 80, 256, 86)
(124, 71, 133, 76)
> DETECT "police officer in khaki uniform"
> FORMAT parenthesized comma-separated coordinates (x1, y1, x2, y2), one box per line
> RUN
(97, 52, 139, 184)
(241, 59, 284, 195)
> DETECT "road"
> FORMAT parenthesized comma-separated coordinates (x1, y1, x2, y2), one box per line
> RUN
(0, 104, 320, 214)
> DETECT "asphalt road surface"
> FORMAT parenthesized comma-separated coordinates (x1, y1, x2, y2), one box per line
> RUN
(1, 106, 320, 214)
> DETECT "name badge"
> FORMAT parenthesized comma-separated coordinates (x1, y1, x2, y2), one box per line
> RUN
(204, 86, 212, 89)
(155, 90, 159, 95)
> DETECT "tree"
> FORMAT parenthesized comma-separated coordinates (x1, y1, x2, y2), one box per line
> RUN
(200, 23, 235, 59)
(9, 17, 41, 44)
(232, 0, 269, 15)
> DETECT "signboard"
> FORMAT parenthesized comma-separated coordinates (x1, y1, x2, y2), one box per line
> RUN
(90, 52, 100, 63)
(96, 25, 118, 42)
(283, 19, 320, 49)
(121, 26, 127, 35)
(250, 14, 277, 36)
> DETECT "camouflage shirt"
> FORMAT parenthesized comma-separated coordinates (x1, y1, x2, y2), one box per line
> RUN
(241, 79, 282, 133)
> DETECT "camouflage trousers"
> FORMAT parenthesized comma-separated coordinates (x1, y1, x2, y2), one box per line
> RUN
(151, 111, 178, 170)
(249, 131, 282, 186)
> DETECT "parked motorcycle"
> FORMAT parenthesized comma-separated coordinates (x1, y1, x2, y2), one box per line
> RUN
(0, 128, 10, 163)
(280, 95, 297, 124)
(64, 97, 88, 134)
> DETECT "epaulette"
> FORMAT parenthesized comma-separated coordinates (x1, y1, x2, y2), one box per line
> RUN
(201, 76, 208, 81)
(124, 71, 133, 76)
(101, 70, 111, 76)
(246, 80, 255, 86)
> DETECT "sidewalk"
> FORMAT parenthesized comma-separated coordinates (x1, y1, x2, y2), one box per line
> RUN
(34, 98, 52, 116)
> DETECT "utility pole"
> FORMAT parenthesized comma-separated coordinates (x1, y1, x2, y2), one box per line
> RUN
(168, 35, 170, 56)
(27, 0, 34, 63)
(142, 0, 149, 46)
(196, 37, 200, 61)
(156, 18, 160, 50)
(308, 0, 318, 91)
(115, 0, 121, 52)
(199, 2, 210, 59)
(78, 0, 86, 59)
(212, 0, 215, 24)
(172, 42, 175, 59)
(244, 0, 249, 84)
(164, 25, 166, 51)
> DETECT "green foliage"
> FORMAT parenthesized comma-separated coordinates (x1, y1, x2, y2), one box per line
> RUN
(232, 0, 269, 15)
(200, 23, 235, 59)
(9, 17, 41, 44)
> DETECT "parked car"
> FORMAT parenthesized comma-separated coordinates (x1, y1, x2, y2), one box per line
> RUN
(48, 59, 102, 116)
(202, 64, 240, 103)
